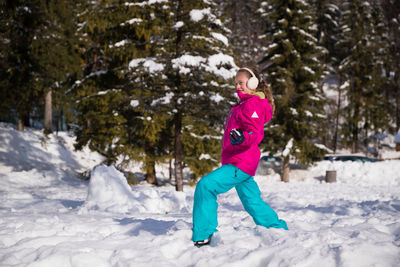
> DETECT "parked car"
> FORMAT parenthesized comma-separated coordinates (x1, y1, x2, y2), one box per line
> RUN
(323, 155, 380, 162)
(260, 156, 282, 163)
(257, 156, 282, 175)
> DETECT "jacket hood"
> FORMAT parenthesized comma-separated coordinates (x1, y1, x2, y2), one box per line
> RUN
(236, 90, 265, 101)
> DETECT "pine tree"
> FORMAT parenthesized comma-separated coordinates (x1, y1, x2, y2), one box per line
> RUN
(0, 0, 82, 133)
(380, 0, 400, 131)
(74, 0, 152, 168)
(74, 0, 173, 185)
(0, 0, 42, 130)
(155, 0, 237, 191)
(258, 0, 327, 182)
(31, 0, 82, 134)
(124, 0, 238, 190)
(366, 2, 392, 143)
(121, 0, 238, 189)
(311, 0, 342, 152)
(120, 1, 177, 185)
(337, 0, 390, 153)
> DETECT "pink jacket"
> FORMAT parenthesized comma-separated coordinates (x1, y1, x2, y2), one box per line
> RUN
(221, 90, 273, 176)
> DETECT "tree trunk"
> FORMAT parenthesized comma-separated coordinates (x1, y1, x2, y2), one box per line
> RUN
(44, 88, 52, 134)
(351, 102, 360, 153)
(145, 164, 157, 185)
(17, 110, 30, 131)
(352, 124, 359, 153)
(55, 109, 60, 134)
(60, 106, 64, 131)
(174, 112, 184, 191)
(364, 115, 369, 156)
(281, 156, 290, 182)
(173, 0, 184, 191)
(144, 142, 158, 185)
(55, 103, 62, 134)
(169, 158, 173, 180)
(333, 80, 342, 153)
(17, 118, 24, 131)
(397, 89, 400, 130)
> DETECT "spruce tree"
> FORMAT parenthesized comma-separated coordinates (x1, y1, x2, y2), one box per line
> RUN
(120, 1, 176, 185)
(124, 0, 238, 189)
(0, 0, 81, 132)
(74, 0, 171, 184)
(311, 0, 342, 152)
(120, 0, 238, 189)
(366, 2, 392, 144)
(74, 0, 152, 168)
(0, 0, 42, 130)
(258, 0, 327, 182)
(337, 0, 390, 153)
(156, 0, 237, 191)
(31, 0, 82, 134)
(380, 0, 400, 131)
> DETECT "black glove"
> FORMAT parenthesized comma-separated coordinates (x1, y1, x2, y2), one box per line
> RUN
(230, 128, 245, 145)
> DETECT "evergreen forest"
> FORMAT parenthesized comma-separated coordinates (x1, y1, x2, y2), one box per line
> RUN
(1, 0, 399, 189)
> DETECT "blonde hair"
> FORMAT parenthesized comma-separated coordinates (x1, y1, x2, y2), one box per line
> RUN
(237, 68, 275, 112)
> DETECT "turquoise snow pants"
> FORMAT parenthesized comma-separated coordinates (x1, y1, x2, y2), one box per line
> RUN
(192, 164, 288, 241)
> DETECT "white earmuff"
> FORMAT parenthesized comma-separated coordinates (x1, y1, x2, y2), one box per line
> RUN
(240, 67, 259, 90)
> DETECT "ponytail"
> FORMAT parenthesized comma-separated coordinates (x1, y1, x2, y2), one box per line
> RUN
(258, 80, 275, 112)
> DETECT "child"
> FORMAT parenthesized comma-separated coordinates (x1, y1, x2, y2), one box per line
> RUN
(192, 67, 288, 247)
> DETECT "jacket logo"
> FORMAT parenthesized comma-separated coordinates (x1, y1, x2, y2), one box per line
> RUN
(251, 111, 259, 118)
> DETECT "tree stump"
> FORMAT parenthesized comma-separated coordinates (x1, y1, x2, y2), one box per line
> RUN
(325, 170, 337, 183)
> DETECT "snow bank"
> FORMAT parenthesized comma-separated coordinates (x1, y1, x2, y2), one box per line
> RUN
(82, 165, 140, 213)
(257, 158, 400, 186)
(0, 122, 104, 173)
(311, 160, 400, 185)
(80, 165, 187, 214)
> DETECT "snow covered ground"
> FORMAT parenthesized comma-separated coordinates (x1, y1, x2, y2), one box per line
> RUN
(1, 123, 400, 267)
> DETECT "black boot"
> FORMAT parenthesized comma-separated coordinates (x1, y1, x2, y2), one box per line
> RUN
(194, 235, 212, 247)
